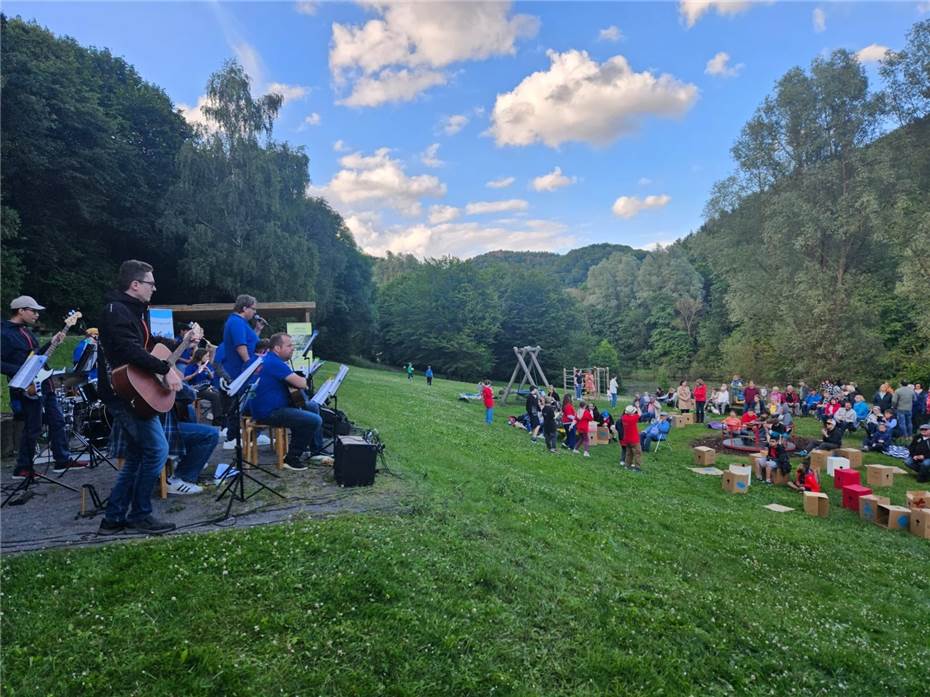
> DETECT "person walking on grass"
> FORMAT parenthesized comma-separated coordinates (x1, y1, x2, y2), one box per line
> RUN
(620, 405, 642, 471)
(608, 375, 619, 409)
(405, 362, 414, 380)
(425, 365, 433, 387)
(481, 379, 494, 425)
(576, 400, 594, 457)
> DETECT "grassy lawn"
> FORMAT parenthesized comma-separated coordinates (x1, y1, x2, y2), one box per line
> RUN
(1, 366, 927, 696)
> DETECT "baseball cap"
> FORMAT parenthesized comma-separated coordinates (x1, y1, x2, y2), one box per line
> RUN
(10, 296, 45, 311)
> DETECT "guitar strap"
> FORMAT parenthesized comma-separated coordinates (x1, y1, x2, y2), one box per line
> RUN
(18, 326, 36, 351)
(140, 315, 151, 350)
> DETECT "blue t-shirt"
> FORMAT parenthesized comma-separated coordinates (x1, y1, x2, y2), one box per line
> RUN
(249, 353, 293, 421)
(184, 362, 213, 387)
(222, 313, 258, 379)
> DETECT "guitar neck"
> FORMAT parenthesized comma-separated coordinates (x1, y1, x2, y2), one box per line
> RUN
(165, 336, 193, 368)
(41, 323, 72, 358)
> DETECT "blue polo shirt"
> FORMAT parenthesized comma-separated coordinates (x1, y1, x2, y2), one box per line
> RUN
(249, 353, 293, 420)
(222, 313, 258, 379)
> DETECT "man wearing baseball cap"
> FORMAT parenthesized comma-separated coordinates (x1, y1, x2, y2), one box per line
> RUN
(1, 296, 78, 479)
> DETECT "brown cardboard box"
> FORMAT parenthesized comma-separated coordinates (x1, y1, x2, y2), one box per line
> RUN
(722, 470, 750, 494)
(865, 464, 893, 488)
(803, 491, 829, 517)
(876, 504, 910, 531)
(671, 414, 689, 428)
(905, 490, 930, 511)
(596, 425, 611, 445)
(772, 468, 790, 486)
(810, 450, 830, 472)
(682, 412, 695, 425)
(909, 507, 930, 539)
(858, 494, 890, 523)
(693, 446, 716, 466)
(837, 448, 863, 468)
(750, 452, 767, 479)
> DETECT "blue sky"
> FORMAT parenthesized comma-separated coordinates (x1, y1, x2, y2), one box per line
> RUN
(7, 1, 925, 258)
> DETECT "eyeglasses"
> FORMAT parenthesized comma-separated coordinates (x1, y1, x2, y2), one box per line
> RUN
(137, 280, 157, 289)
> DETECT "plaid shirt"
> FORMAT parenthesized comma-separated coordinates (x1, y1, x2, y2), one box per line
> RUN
(108, 408, 186, 461)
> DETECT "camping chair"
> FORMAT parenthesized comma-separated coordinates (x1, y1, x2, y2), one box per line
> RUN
(653, 433, 668, 452)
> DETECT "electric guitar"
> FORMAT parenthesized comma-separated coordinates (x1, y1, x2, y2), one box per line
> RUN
(24, 310, 83, 399)
(110, 323, 203, 418)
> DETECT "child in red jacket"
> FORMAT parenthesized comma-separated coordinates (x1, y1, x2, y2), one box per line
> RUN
(576, 401, 594, 457)
(620, 405, 642, 471)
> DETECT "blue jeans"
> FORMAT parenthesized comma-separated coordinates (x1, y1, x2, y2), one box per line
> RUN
(610, 394, 617, 408)
(11, 387, 71, 468)
(574, 385, 582, 399)
(264, 404, 322, 458)
(173, 422, 220, 482)
(485, 407, 493, 424)
(104, 400, 169, 523)
(564, 423, 576, 449)
(897, 410, 912, 439)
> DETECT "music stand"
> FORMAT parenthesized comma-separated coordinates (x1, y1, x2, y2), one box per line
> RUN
(312, 365, 350, 452)
(215, 357, 285, 518)
(3, 356, 81, 507)
(299, 330, 319, 360)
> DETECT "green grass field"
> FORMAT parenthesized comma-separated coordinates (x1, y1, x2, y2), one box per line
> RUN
(2, 366, 927, 696)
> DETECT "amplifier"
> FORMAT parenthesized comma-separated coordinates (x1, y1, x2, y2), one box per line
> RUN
(334, 435, 376, 487)
(322, 407, 352, 437)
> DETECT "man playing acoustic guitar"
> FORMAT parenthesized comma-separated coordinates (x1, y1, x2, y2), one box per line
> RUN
(1, 296, 81, 479)
(97, 260, 182, 535)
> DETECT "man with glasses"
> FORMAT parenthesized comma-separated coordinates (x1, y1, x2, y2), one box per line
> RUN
(96, 260, 182, 535)
(1, 296, 77, 479)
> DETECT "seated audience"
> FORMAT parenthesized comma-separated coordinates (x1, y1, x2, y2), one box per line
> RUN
(759, 437, 790, 484)
(905, 423, 930, 482)
(787, 462, 821, 493)
(861, 422, 893, 453)
(639, 413, 671, 452)
(810, 419, 844, 452)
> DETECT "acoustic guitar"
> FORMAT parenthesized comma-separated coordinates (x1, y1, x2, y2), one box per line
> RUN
(24, 310, 83, 399)
(111, 323, 203, 418)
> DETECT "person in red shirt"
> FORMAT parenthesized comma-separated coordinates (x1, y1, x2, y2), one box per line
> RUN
(743, 380, 759, 414)
(576, 400, 594, 457)
(620, 405, 642, 471)
(694, 379, 708, 424)
(788, 462, 820, 492)
(561, 394, 577, 452)
(723, 410, 742, 438)
(481, 380, 494, 425)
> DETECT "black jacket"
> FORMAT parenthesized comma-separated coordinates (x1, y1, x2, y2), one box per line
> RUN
(98, 289, 170, 403)
(909, 435, 930, 461)
(1, 319, 51, 378)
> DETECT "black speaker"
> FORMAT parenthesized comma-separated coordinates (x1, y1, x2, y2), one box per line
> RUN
(334, 435, 376, 487)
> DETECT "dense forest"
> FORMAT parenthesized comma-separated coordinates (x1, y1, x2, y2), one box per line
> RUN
(2, 16, 928, 389)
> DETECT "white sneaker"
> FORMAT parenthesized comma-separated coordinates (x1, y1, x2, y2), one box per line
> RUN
(256, 434, 271, 446)
(583, 452, 591, 458)
(219, 428, 227, 439)
(222, 439, 237, 450)
(166, 477, 203, 495)
(213, 463, 239, 483)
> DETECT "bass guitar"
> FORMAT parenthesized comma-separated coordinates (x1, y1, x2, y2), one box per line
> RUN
(24, 310, 84, 399)
(110, 323, 203, 418)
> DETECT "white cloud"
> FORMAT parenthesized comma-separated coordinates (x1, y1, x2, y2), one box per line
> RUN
(679, 1, 753, 28)
(233, 40, 265, 87)
(531, 166, 575, 192)
(177, 94, 216, 132)
(465, 199, 529, 215)
(637, 239, 678, 251)
(486, 176, 516, 189)
(316, 147, 446, 216)
(333, 139, 349, 152)
(295, 1, 317, 15)
(638, 177, 653, 186)
(611, 194, 672, 219)
(266, 82, 309, 104)
(337, 68, 447, 107)
(302, 113, 321, 128)
(488, 50, 698, 148)
(347, 218, 572, 258)
(441, 114, 470, 135)
(428, 205, 460, 224)
(855, 44, 890, 64)
(705, 51, 744, 77)
(330, 2, 539, 107)
(813, 7, 826, 33)
(421, 143, 444, 168)
(598, 25, 623, 42)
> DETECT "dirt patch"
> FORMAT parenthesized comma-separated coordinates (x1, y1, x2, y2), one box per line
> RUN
(690, 434, 817, 454)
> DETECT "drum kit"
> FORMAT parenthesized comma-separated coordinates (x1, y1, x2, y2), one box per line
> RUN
(57, 380, 111, 449)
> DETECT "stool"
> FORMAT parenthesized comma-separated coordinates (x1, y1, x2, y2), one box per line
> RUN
(834, 467, 860, 490)
(842, 484, 872, 511)
(116, 457, 172, 499)
(241, 417, 288, 470)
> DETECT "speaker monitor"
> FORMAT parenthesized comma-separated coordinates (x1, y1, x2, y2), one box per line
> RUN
(334, 435, 376, 487)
